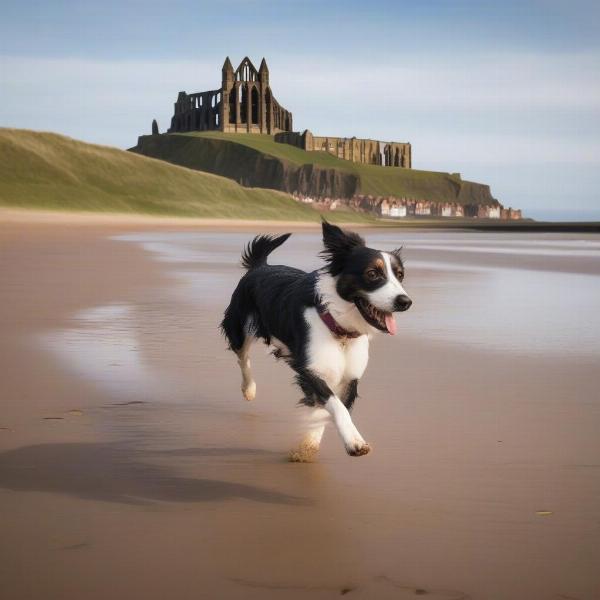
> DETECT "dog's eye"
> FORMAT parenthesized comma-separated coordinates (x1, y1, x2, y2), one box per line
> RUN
(366, 269, 379, 280)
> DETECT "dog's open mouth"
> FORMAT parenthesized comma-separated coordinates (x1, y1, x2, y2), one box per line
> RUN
(354, 297, 397, 335)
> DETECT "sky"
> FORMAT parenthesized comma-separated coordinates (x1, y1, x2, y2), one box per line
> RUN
(1, 0, 599, 220)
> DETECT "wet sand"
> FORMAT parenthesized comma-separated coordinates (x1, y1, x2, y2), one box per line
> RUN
(1, 221, 599, 600)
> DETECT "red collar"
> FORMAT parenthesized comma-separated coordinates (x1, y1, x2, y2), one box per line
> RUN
(318, 309, 362, 339)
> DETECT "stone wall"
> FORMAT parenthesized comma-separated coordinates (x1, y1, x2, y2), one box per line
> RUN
(274, 130, 411, 168)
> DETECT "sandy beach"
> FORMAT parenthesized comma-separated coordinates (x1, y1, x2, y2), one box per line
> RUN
(1, 218, 599, 600)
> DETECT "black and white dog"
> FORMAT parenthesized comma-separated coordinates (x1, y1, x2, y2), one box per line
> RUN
(221, 221, 412, 461)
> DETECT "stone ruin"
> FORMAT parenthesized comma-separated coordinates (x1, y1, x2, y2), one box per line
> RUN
(166, 57, 293, 135)
(152, 56, 411, 168)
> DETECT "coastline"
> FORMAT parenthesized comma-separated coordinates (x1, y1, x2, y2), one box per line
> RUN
(2, 207, 599, 233)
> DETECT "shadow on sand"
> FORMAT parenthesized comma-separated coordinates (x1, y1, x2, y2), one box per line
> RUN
(0, 442, 305, 506)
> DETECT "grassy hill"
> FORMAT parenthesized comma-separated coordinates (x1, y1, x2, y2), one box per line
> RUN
(4, 129, 598, 232)
(132, 131, 497, 205)
(0, 129, 367, 221)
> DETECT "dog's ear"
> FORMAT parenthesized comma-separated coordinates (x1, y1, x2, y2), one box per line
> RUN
(320, 219, 365, 275)
(390, 246, 403, 265)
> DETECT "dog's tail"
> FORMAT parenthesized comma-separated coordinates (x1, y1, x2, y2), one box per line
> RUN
(241, 233, 292, 270)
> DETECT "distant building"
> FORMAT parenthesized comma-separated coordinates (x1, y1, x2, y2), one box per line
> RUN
(415, 202, 431, 216)
(390, 204, 407, 218)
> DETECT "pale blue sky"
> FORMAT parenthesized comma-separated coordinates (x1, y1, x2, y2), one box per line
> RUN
(1, 0, 599, 219)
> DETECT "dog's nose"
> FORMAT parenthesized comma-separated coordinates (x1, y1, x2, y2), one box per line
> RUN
(394, 294, 412, 312)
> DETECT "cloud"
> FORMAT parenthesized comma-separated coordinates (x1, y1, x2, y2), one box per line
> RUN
(276, 52, 600, 111)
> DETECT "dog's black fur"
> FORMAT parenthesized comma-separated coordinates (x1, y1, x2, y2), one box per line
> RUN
(221, 232, 315, 365)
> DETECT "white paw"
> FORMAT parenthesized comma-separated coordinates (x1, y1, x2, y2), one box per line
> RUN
(345, 440, 371, 457)
(242, 381, 256, 401)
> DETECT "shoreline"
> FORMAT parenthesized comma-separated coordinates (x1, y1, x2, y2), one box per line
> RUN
(2, 207, 599, 232)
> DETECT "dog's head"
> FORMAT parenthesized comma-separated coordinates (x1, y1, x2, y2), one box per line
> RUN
(320, 221, 412, 335)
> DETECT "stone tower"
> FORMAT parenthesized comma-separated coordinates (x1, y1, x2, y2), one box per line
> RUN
(168, 57, 292, 135)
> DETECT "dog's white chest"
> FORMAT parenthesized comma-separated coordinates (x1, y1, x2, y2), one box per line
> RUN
(305, 308, 370, 388)
(341, 335, 370, 381)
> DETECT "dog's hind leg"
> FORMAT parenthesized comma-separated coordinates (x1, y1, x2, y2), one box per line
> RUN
(222, 307, 257, 402)
(237, 334, 256, 401)
(288, 407, 329, 463)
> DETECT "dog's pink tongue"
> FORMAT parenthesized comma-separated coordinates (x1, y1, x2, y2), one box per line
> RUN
(385, 313, 397, 335)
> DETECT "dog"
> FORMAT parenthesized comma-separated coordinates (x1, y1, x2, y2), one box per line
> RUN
(220, 221, 412, 461)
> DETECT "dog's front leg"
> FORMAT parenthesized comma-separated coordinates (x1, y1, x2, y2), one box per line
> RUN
(324, 395, 370, 456)
(295, 369, 370, 457)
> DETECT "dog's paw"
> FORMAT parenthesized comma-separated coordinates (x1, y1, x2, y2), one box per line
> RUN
(242, 381, 256, 401)
(346, 441, 371, 457)
(288, 441, 320, 463)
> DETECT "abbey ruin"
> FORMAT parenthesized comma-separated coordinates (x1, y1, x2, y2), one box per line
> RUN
(275, 131, 411, 168)
(163, 56, 411, 168)
(168, 57, 293, 135)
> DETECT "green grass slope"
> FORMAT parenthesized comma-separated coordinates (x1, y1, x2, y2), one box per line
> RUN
(0, 128, 367, 222)
(179, 132, 496, 204)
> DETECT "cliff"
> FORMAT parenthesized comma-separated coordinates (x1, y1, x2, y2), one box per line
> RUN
(131, 134, 359, 199)
(130, 132, 499, 207)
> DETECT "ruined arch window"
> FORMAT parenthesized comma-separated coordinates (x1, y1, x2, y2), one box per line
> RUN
(237, 61, 256, 82)
(229, 88, 236, 124)
(240, 85, 248, 124)
(383, 146, 390, 166)
(251, 86, 259, 125)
